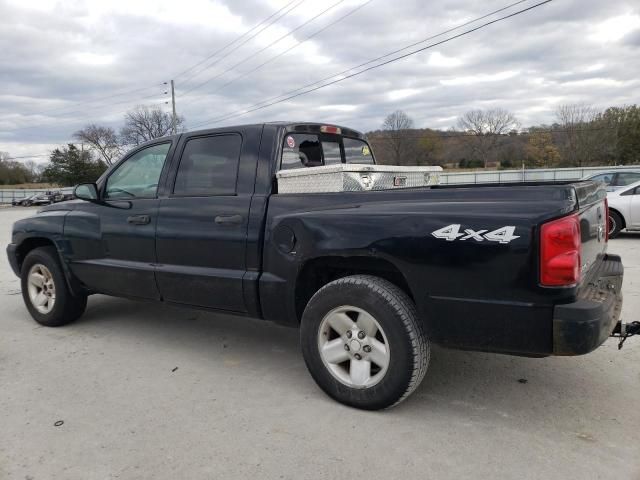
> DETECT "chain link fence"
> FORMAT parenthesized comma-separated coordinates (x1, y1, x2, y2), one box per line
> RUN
(0, 188, 74, 204)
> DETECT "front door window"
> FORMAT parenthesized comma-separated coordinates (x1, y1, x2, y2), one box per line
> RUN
(105, 143, 170, 199)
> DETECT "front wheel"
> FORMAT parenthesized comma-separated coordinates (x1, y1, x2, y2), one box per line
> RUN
(21, 246, 87, 327)
(300, 275, 430, 410)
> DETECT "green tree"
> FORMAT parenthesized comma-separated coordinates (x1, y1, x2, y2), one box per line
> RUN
(41, 144, 107, 186)
(525, 131, 561, 167)
(596, 105, 640, 165)
(0, 151, 34, 185)
(415, 131, 443, 165)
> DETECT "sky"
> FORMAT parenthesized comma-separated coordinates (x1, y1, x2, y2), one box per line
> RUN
(0, 0, 639, 160)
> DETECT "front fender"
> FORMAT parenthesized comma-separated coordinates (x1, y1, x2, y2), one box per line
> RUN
(9, 210, 83, 294)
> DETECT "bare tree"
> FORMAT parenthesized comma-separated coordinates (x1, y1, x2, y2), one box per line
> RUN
(457, 108, 520, 167)
(120, 106, 184, 146)
(381, 110, 414, 164)
(73, 124, 123, 166)
(555, 104, 597, 166)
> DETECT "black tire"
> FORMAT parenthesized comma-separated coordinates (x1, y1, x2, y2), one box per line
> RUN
(609, 210, 623, 239)
(20, 246, 87, 327)
(300, 275, 429, 410)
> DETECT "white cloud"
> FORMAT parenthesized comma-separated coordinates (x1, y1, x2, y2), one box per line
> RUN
(317, 104, 359, 112)
(440, 70, 520, 86)
(387, 88, 421, 101)
(561, 78, 629, 88)
(73, 52, 116, 66)
(82, 0, 245, 31)
(427, 51, 462, 67)
(584, 63, 605, 72)
(590, 13, 640, 43)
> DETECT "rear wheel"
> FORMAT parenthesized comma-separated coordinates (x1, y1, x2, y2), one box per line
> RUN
(609, 210, 623, 239)
(300, 275, 429, 410)
(21, 247, 87, 327)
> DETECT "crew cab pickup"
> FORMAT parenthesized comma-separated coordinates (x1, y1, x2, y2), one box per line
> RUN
(6, 122, 624, 410)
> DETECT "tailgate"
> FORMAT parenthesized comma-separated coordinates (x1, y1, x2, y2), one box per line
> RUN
(575, 182, 608, 279)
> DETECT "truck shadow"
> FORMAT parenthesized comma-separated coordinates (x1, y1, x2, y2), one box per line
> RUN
(73, 294, 635, 430)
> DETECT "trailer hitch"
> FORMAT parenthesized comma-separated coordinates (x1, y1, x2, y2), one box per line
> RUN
(611, 321, 640, 350)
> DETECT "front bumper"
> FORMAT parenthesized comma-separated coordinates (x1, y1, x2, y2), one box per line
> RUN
(553, 254, 623, 355)
(6, 243, 20, 276)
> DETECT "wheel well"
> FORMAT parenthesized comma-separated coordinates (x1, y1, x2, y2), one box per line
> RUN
(294, 256, 413, 322)
(609, 208, 626, 229)
(15, 238, 57, 271)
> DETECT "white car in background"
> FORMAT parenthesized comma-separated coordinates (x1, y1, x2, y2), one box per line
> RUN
(584, 170, 640, 192)
(607, 179, 640, 238)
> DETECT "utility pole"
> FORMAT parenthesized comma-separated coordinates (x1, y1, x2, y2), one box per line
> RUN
(170, 79, 177, 135)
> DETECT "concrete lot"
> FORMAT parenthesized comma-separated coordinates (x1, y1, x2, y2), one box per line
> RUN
(0, 206, 639, 480)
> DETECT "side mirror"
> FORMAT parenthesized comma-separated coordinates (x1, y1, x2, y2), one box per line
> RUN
(74, 183, 99, 202)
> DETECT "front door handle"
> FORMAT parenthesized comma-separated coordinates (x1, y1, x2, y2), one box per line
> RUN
(127, 214, 151, 225)
(215, 214, 243, 225)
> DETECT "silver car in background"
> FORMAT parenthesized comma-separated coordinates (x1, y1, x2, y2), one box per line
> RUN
(584, 170, 640, 192)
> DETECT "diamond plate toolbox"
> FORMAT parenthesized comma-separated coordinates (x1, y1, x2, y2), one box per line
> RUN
(276, 164, 442, 194)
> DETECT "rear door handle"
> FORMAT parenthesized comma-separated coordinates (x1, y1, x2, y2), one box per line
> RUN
(215, 214, 243, 225)
(127, 214, 151, 225)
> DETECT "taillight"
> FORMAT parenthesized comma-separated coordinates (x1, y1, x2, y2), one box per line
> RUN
(540, 213, 581, 286)
(604, 198, 609, 242)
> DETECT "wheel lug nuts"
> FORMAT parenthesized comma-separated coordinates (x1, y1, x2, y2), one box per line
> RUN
(357, 331, 365, 339)
(344, 344, 350, 351)
(354, 353, 362, 360)
(346, 331, 352, 339)
(363, 345, 371, 353)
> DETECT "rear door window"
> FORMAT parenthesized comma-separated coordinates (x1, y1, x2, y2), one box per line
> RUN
(173, 134, 242, 196)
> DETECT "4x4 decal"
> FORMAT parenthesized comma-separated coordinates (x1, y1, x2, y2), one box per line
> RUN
(432, 224, 520, 244)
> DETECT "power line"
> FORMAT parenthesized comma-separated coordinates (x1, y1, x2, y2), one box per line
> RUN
(173, 0, 301, 82)
(204, 0, 375, 99)
(189, 0, 552, 129)
(178, 0, 306, 91)
(189, 0, 530, 125)
(5, 154, 52, 160)
(19, 83, 165, 119)
(2, 91, 167, 134)
(5, 2, 304, 129)
(180, 0, 345, 99)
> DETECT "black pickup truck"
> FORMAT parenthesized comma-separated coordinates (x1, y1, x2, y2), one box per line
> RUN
(6, 122, 626, 409)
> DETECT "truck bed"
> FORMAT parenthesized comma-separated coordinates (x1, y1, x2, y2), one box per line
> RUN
(261, 180, 611, 355)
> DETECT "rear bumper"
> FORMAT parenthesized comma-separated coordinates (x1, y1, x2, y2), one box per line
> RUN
(6, 243, 20, 276)
(552, 254, 623, 355)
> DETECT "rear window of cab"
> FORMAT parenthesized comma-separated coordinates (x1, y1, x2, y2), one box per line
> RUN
(281, 133, 374, 170)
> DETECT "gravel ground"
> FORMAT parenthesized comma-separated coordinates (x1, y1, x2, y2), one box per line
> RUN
(1, 206, 639, 480)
